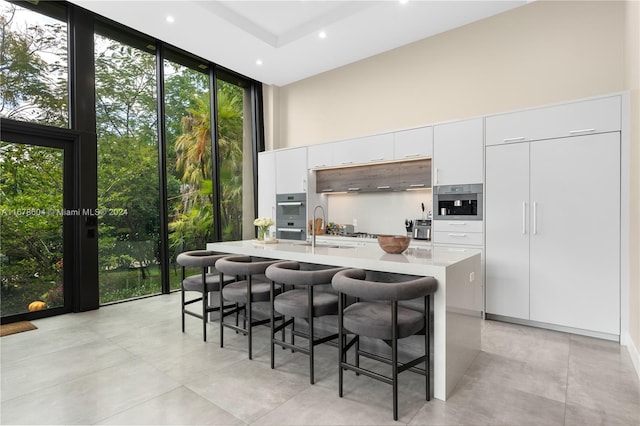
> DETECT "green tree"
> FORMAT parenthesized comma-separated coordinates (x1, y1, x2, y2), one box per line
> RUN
(0, 2, 68, 126)
(0, 142, 64, 314)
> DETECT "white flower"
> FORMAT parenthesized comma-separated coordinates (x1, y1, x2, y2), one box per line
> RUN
(253, 217, 274, 227)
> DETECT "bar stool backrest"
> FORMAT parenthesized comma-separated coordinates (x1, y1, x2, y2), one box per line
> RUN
(332, 269, 437, 301)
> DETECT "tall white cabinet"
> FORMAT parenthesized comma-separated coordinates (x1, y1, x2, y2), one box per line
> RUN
(485, 96, 622, 337)
(257, 151, 276, 221)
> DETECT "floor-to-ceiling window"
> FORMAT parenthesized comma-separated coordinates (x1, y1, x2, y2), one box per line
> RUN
(163, 53, 211, 290)
(216, 74, 255, 241)
(94, 29, 161, 303)
(0, 1, 77, 322)
(1, 0, 264, 317)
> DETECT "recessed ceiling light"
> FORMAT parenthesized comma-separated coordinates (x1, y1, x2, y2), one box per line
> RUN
(256, 59, 263, 66)
(318, 31, 327, 39)
(166, 15, 175, 23)
(399, 0, 409, 4)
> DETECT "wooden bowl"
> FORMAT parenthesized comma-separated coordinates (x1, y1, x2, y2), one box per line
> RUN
(377, 235, 411, 254)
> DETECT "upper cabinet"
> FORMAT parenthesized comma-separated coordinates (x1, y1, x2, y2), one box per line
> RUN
(332, 133, 394, 166)
(393, 126, 433, 160)
(433, 118, 483, 185)
(275, 147, 308, 194)
(485, 96, 621, 146)
(307, 143, 333, 169)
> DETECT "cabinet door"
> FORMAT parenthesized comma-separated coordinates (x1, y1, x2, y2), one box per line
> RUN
(529, 133, 620, 335)
(433, 118, 483, 185)
(485, 143, 530, 320)
(257, 151, 276, 220)
(333, 133, 394, 166)
(307, 143, 333, 169)
(275, 147, 308, 194)
(485, 96, 621, 146)
(394, 126, 433, 159)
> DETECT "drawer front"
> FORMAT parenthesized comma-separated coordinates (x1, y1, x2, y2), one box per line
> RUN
(433, 220, 483, 233)
(432, 231, 483, 246)
(486, 96, 621, 146)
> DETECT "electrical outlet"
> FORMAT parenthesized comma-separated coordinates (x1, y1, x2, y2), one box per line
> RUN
(469, 272, 475, 283)
(352, 218, 358, 227)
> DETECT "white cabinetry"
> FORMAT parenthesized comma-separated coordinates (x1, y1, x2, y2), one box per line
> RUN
(432, 220, 483, 246)
(485, 133, 620, 335)
(433, 118, 483, 185)
(258, 151, 276, 221)
(485, 96, 621, 146)
(485, 143, 530, 320)
(275, 147, 308, 194)
(394, 126, 433, 159)
(333, 133, 394, 166)
(307, 143, 333, 169)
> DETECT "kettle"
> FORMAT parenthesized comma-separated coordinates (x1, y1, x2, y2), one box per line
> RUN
(412, 219, 431, 240)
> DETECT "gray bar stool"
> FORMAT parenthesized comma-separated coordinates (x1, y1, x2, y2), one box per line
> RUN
(332, 269, 438, 421)
(265, 261, 345, 384)
(176, 250, 235, 342)
(215, 255, 282, 359)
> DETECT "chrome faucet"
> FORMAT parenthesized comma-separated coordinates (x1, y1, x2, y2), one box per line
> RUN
(312, 205, 326, 248)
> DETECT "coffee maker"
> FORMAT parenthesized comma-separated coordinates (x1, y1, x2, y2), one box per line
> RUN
(412, 219, 431, 240)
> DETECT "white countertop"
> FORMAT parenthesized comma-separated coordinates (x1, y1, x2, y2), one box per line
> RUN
(206, 239, 478, 276)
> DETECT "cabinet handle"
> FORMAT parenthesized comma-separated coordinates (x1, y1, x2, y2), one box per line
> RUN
(340, 161, 354, 165)
(569, 128, 595, 134)
(435, 168, 440, 184)
(377, 185, 390, 189)
(522, 202, 527, 234)
(321, 188, 333, 192)
(370, 158, 384, 162)
(409, 183, 425, 187)
(347, 187, 360, 191)
(447, 233, 467, 237)
(404, 153, 421, 158)
(448, 222, 466, 225)
(533, 202, 538, 235)
(277, 228, 304, 232)
(503, 136, 525, 142)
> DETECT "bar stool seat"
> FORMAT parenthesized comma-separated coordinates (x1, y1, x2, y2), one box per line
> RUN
(342, 302, 425, 340)
(274, 290, 339, 318)
(222, 280, 272, 303)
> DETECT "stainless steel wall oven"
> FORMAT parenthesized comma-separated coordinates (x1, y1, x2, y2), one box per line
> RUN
(276, 193, 307, 240)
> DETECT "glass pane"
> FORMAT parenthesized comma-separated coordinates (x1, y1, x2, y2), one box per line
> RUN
(217, 79, 254, 241)
(0, 1, 68, 127)
(164, 60, 211, 291)
(94, 34, 161, 303)
(0, 142, 64, 316)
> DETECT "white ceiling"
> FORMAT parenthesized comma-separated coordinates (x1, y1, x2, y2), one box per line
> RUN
(69, 0, 529, 86)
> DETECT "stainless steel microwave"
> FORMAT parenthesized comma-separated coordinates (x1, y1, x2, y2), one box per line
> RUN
(433, 184, 483, 221)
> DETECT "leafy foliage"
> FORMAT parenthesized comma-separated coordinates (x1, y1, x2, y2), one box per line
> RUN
(1, 2, 250, 310)
(0, 3, 68, 125)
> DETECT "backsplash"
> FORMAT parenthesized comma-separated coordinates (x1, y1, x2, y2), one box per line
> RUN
(326, 190, 432, 235)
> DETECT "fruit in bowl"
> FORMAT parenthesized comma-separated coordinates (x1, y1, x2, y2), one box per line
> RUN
(377, 235, 411, 254)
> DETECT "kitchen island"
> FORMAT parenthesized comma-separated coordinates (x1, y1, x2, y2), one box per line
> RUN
(206, 239, 482, 401)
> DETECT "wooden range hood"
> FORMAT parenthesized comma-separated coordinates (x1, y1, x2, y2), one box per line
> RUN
(315, 158, 431, 193)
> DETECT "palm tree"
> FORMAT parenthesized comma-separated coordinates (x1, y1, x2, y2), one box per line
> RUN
(170, 82, 245, 246)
